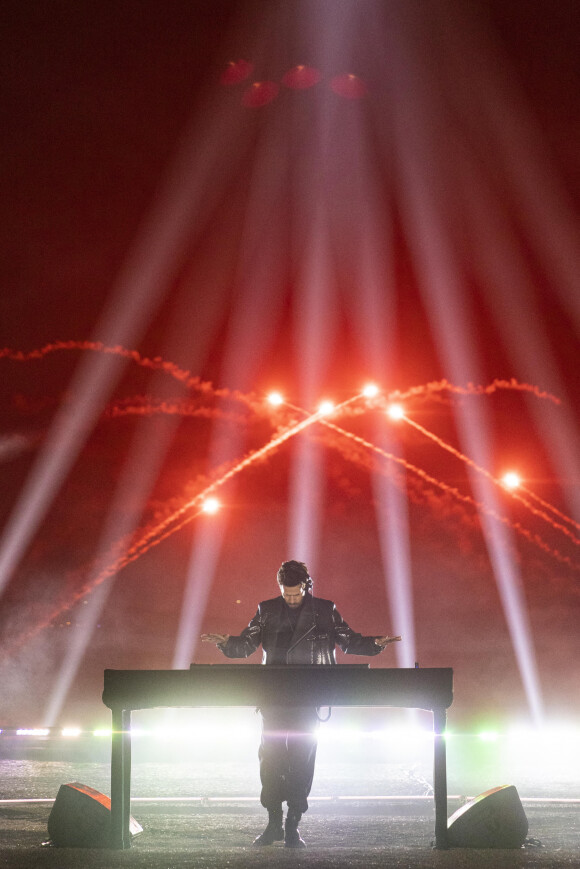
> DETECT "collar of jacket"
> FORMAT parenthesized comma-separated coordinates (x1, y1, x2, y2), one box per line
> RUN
(285, 593, 317, 656)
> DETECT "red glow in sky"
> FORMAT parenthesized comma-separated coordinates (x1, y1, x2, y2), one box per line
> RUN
(329, 73, 367, 99)
(220, 59, 254, 85)
(0, 0, 579, 730)
(281, 65, 322, 90)
(241, 81, 280, 107)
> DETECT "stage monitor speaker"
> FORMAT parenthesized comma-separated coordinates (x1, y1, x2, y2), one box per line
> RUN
(447, 784, 528, 849)
(47, 782, 143, 848)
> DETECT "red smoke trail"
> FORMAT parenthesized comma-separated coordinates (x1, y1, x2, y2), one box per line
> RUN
(205, 390, 580, 570)
(3, 397, 361, 653)
(2, 343, 559, 412)
(520, 484, 580, 535)
(320, 420, 580, 574)
(4, 343, 562, 439)
(402, 415, 580, 547)
(0, 340, 197, 386)
(387, 378, 561, 405)
(105, 397, 248, 425)
(0, 341, 266, 413)
(0, 341, 290, 424)
(3, 369, 572, 653)
(104, 393, 360, 570)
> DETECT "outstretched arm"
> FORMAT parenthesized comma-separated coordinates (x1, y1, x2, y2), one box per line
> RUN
(200, 606, 263, 658)
(332, 604, 401, 656)
(201, 633, 230, 646)
(373, 635, 402, 648)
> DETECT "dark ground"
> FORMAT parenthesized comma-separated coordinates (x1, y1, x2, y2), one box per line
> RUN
(1, 745, 579, 869)
(1, 799, 578, 869)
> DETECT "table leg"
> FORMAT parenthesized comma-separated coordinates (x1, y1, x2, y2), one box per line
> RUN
(433, 707, 448, 849)
(110, 707, 132, 849)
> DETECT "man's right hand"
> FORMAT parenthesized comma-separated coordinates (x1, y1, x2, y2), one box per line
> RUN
(201, 633, 230, 646)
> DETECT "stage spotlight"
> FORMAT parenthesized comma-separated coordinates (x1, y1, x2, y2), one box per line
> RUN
(502, 471, 521, 489)
(17, 728, 49, 737)
(61, 727, 82, 738)
(387, 403, 405, 420)
(362, 383, 380, 398)
(478, 730, 499, 742)
(318, 401, 335, 416)
(267, 392, 284, 406)
(201, 497, 220, 515)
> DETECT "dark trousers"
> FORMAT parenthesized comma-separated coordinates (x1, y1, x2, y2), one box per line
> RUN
(258, 706, 320, 814)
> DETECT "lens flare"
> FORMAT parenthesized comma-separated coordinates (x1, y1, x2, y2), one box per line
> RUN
(387, 403, 405, 420)
(362, 383, 380, 398)
(267, 391, 284, 406)
(318, 400, 335, 416)
(201, 497, 220, 515)
(502, 471, 521, 490)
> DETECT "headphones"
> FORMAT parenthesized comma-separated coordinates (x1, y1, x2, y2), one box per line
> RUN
(278, 560, 313, 591)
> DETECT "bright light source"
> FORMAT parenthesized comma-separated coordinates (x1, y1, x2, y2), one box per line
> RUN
(387, 403, 405, 420)
(61, 727, 82, 738)
(318, 401, 335, 416)
(478, 730, 499, 742)
(362, 383, 380, 398)
(201, 497, 220, 515)
(502, 471, 521, 489)
(267, 392, 284, 406)
(504, 724, 580, 772)
(16, 728, 49, 737)
(152, 724, 257, 743)
(375, 726, 434, 745)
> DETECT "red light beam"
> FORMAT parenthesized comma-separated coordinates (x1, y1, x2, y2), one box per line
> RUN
(400, 414, 580, 547)
(320, 419, 580, 574)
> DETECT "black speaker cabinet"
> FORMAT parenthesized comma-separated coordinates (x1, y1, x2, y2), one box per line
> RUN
(47, 782, 143, 847)
(447, 784, 528, 848)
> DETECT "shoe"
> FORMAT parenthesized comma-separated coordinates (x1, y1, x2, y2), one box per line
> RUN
(285, 812, 306, 849)
(252, 810, 284, 846)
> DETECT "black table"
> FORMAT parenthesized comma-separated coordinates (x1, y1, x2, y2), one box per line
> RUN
(102, 664, 453, 849)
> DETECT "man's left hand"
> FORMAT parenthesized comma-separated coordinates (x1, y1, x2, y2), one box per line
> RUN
(374, 635, 402, 647)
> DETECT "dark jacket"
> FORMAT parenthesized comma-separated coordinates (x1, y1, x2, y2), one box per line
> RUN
(219, 593, 382, 665)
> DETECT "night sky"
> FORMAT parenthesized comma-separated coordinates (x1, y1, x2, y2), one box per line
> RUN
(1, 0, 579, 731)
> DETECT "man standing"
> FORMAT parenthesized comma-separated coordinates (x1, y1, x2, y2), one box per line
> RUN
(201, 560, 401, 848)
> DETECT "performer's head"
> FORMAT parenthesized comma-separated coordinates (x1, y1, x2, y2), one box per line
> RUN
(277, 560, 312, 607)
